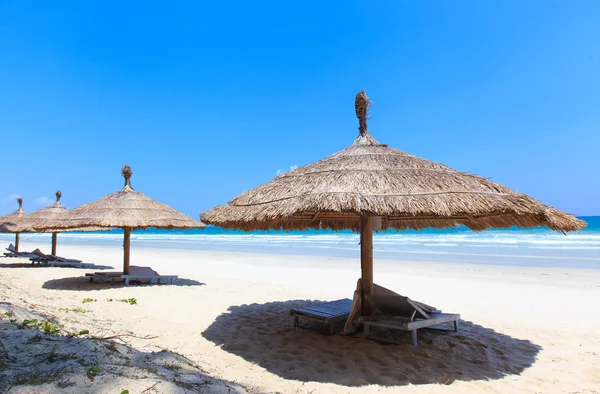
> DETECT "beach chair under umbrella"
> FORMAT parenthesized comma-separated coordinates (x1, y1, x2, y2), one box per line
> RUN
(201, 91, 586, 316)
(32, 166, 205, 275)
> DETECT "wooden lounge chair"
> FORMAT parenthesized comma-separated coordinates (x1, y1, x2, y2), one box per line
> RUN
(85, 271, 124, 283)
(86, 266, 178, 286)
(290, 298, 353, 335)
(122, 266, 177, 285)
(359, 295, 460, 347)
(3, 244, 38, 258)
(29, 249, 91, 268)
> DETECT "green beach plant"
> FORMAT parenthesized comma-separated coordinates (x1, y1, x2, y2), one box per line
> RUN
(20, 319, 60, 335)
(40, 321, 60, 335)
(86, 365, 101, 381)
(118, 298, 137, 305)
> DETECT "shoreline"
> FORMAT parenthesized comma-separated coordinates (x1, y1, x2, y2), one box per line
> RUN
(3, 234, 600, 270)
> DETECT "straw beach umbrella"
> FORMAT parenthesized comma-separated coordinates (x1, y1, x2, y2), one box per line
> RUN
(0, 198, 29, 251)
(33, 166, 205, 274)
(21, 190, 101, 256)
(201, 91, 586, 309)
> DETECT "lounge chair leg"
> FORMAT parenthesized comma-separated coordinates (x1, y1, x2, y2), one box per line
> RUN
(125, 278, 130, 286)
(454, 320, 458, 332)
(411, 330, 418, 347)
(329, 324, 334, 335)
(364, 323, 371, 339)
(293, 316, 299, 330)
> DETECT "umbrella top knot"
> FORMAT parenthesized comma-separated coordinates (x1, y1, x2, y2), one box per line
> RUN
(355, 90, 371, 136)
(55, 190, 62, 202)
(122, 165, 132, 187)
(17, 197, 23, 207)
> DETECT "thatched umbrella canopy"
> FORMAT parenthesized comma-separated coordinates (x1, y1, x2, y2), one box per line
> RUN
(201, 91, 586, 308)
(33, 166, 205, 274)
(20, 190, 103, 256)
(0, 198, 29, 251)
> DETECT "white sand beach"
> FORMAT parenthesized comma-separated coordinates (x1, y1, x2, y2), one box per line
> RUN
(1, 241, 599, 393)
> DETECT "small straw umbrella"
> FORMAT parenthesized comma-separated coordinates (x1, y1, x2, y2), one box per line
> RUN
(201, 91, 586, 311)
(0, 198, 29, 251)
(32, 166, 205, 274)
(20, 190, 102, 256)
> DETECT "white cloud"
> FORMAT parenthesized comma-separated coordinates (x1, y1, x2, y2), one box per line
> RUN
(2, 194, 21, 204)
(290, 165, 298, 171)
(276, 169, 282, 176)
(35, 196, 53, 206)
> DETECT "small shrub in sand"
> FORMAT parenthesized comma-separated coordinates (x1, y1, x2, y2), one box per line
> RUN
(118, 298, 137, 305)
(64, 329, 90, 338)
(40, 321, 60, 335)
(21, 319, 38, 327)
(82, 298, 96, 304)
(106, 297, 137, 304)
(20, 319, 60, 335)
(86, 365, 101, 381)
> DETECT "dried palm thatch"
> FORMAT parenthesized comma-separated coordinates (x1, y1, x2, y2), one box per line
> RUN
(201, 91, 586, 308)
(33, 166, 205, 274)
(202, 91, 584, 233)
(0, 198, 28, 251)
(35, 167, 205, 231)
(20, 191, 104, 255)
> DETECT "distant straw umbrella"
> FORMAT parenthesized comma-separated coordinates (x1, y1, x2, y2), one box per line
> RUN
(201, 91, 586, 311)
(32, 166, 205, 274)
(21, 190, 101, 256)
(0, 198, 29, 251)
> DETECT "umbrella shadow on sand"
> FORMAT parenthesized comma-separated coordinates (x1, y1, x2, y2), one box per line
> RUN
(41, 276, 205, 291)
(202, 300, 542, 387)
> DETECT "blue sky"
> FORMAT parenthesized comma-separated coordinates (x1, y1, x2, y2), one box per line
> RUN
(1, 1, 598, 218)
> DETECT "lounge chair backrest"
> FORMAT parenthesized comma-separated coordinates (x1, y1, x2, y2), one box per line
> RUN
(32, 249, 47, 258)
(7, 244, 16, 252)
(365, 295, 429, 319)
(129, 266, 159, 276)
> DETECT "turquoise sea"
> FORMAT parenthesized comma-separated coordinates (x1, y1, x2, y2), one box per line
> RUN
(4, 216, 599, 269)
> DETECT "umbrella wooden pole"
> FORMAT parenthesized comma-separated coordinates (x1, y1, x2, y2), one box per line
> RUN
(123, 227, 131, 275)
(15, 233, 20, 252)
(51, 233, 58, 256)
(360, 215, 373, 314)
